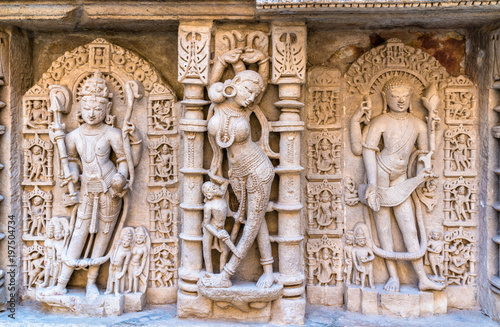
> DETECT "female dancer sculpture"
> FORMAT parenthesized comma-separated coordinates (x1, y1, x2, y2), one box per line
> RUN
(201, 48, 276, 289)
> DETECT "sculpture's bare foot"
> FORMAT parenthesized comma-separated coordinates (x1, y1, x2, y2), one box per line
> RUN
(200, 273, 232, 288)
(38, 285, 68, 296)
(86, 283, 100, 298)
(383, 277, 400, 292)
(256, 272, 274, 289)
(419, 277, 445, 291)
(104, 290, 112, 295)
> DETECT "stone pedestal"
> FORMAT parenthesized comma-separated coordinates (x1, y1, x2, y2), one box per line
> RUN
(37, 290, 124, 317)
(124, 292, 146, 312)
(307, 285, 343, 306)
(345, 285, 448, 317)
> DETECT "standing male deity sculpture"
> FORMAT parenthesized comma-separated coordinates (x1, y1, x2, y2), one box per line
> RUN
(41, 70, 143, 297)
(350, 77, 444, 292)
(200, 47, 277, 289)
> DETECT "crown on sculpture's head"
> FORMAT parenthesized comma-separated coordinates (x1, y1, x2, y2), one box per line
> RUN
(354, 227, 366, 240)
(80, 70, 110, 99)
(382, 76, 411, 93)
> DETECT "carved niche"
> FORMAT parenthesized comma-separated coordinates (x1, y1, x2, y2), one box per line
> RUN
(22, 241, 45, 290)
(306, 235, 343, 286)
(147, 187, 180, 241)
(306, 180, 343, 236)
(22, 186, 53, 240)
(443, 177, 478, 227)
(21, 38, 179, 305)
(307, 131, 341, 180)
(149, 243, 178, 288)
(22, 134, 54, 186)
(148, 135, 179, 186)
(444, 125, 476, 177)
(444, 227, 476, 286)
(148, 84, 177, 135)
(444, 76, 476, 125)
(306, 67, 341, 130)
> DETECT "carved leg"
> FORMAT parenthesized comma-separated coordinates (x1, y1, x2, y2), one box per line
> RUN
(373, 207, 399, 292)
(256, 220, 274, 289)
(393, 197, 444, 291)
(203, 232, 214, 273)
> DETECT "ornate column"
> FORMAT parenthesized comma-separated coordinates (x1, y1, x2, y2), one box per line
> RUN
(270, 21, 306, 325)
(177, 20, 212, 317)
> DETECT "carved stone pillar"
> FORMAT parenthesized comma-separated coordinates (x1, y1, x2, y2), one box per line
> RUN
(177, 21, 212, 318)
(270, 21, 306, 325)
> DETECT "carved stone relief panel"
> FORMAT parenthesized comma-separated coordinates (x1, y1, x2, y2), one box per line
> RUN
(306, 67, 341, 130)
(307, 130, 341, 180)
(444, 125, 476, 177)
(443, 177, 478, 227)
(22, 186, 53, 240)
(147, 187, 180, 241)
(271, 24, 306, 84)
(149, 242, 178, 289)
(444, 227, 476, 286)
(22, 134, 54, 186)
(148, 135, 179, 186)
(444, 76, 476, 125)
(178, 24, 211, 85)
(306, 180, 343, 236)
(306, 235, 343, 286)
(20, 38, 179, 311)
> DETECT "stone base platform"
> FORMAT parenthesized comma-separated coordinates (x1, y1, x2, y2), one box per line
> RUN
(345, 284, 447, 317)
(307, 285, 343, 306)
(191, 280, 283, 322)
(35, 288, 147, 316)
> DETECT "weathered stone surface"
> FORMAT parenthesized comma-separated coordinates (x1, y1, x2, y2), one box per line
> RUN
(380, 288, 420, 318)
(307, 285, 343, 306)
(361, 288, 378, 315)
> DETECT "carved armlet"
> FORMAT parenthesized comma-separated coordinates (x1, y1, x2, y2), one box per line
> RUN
(362, 143, 380, 152)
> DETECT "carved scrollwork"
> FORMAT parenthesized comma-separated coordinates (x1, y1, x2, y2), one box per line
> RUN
(271, 24, 306, 84)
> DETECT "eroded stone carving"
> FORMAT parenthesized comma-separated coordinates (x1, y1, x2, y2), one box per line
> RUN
(444, 125, 476, 177)
(344, 177, 359, 206)
(424, 229, 445, 283)
(23, 98, 52, 132)
(22, 186, 53, 239)
(444, 177, 477, 226)
(150, 243, 177, 288)
(23, 242, 45, 290)
(148, 84, 177, 135)
(41, 217, 70, 288)
(147, 187, 180, 240)
(22, 134, 54, 186)
(444, 227, 476, 286)
(148, 135, 178, 186)
(307, 235, 343, 286)
(306, 180, 342, 236)
(352, 224, 375, 290)
(307, 131, 341, 180)
(306, 67, 341, 130)
(444, 76, 476, 125)
(271, 25, 306, 84)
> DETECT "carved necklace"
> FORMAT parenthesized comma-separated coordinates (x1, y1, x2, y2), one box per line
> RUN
(80, 124, 107, 163)
(215, 105, 246, 148)
(387, 111, 410, 121)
